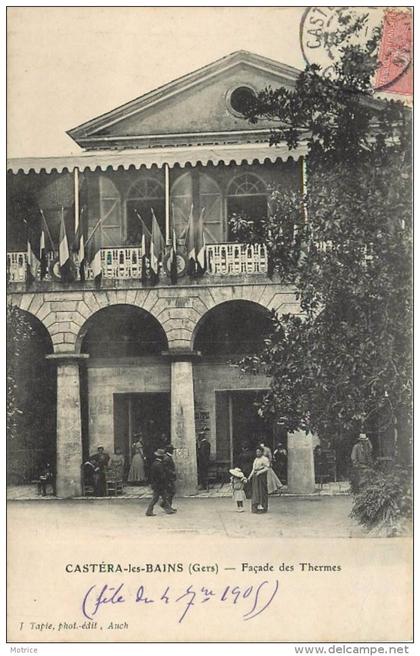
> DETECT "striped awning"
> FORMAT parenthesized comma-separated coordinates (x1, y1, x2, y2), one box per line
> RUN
(7, 142, 307, 175)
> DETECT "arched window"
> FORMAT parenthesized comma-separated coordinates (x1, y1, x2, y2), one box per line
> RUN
(98, 176, 122, 247)
(227, 173, 268, 239)
(171, 171, 223, 244)
(126, 176, 165, 243)
(36, 173, 75, 248)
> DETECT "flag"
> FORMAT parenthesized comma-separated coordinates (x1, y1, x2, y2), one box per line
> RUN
(86, 219, 102, 289)
(74, 207, 86, 281)
(135, 210, 151, 285)
(26, 232, 39, 289)
(196, 207, 207, 276)
(185, 205, 196, 277)
(150, 209, 165, 283)
(79, 232, 85, 282)
(39, 228, 47, 280)
(40, 209, 53, 280)
(59, 208, 71, 281)
(168, 227, 178, 285)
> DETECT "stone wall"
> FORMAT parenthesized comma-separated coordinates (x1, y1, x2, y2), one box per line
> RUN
(8, 280, 303, 495)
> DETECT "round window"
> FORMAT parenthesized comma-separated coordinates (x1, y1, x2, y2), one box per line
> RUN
(227, 86, 256, 117)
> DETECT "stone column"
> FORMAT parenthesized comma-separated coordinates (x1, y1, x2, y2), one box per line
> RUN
(46, 353, 89, 497)
(169, 352, 198, 496)
(287, 430, 315, 494)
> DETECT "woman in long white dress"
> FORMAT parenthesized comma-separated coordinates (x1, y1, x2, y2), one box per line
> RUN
(248, 448, 270, 513)
(260, 442, 282, 494)
(128, 443, 146, 484)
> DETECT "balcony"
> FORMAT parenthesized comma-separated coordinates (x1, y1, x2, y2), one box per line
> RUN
(7, 243, 268, 285)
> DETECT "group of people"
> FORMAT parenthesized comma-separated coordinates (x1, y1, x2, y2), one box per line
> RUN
(84, 445, 126, 496)
(230, 443, 283, 514)
(83, 442, 178, 512)
(238, 441, 288, 486)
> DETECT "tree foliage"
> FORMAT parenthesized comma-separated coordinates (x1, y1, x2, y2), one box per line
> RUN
(233, 11, 412, 455)
(350, 465, 412, 535)
(7, 304, 34, 440)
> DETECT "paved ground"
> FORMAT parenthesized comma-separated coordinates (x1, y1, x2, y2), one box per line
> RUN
(8, 494, 366, 538)
(8, 495, 412, 643)
(6, 480, 350, 500)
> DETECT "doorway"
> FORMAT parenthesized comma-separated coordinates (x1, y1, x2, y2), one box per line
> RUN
(215, 390, 274, 466)
(114, 393, 170, 478)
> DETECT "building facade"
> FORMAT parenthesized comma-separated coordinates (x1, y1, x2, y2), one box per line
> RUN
(7, 51, 317, 496)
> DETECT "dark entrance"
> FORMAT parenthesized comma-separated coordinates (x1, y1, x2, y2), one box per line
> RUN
(114, 393, 170, 479)
(215, 390, 274, 467)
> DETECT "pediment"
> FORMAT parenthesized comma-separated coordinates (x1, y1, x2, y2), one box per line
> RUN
(68, 51, 300, 150)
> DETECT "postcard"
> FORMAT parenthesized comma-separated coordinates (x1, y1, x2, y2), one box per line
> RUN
(6, 5, 413, 648)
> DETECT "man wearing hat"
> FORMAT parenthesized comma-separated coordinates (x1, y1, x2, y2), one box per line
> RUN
(350, 433, 374, 492)
(145, 448, 175, 516)
(197, 431, 211, 490)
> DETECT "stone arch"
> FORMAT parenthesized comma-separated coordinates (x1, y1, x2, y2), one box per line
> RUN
(9, 289, 170, 355)
(192, 299, 273, 355)
(8, 293, 58, 346)
(76, 303, 169, 356)
(188, 285, 299, 350)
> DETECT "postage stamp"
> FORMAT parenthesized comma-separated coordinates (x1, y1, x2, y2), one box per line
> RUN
(374, 9, 413, 96)
(300, 6, 412, 96)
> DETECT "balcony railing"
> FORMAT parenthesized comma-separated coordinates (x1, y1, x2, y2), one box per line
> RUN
(100, 247, 143, 279)
(7, 243, 268, 284)
(206, 243, 267, 275)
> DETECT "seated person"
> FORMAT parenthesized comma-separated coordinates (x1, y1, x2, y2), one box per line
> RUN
(39, 463, 55, 496)
(88, 446, 110, 496)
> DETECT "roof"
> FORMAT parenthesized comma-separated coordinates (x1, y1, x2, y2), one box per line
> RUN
(67, 50, 302, 149)
(7, 141, 308, 175)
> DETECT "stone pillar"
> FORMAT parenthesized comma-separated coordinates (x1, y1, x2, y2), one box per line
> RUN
(287, 430, 315, 494)
(46, 353, 89, 497)
(170, 353, 198, 496)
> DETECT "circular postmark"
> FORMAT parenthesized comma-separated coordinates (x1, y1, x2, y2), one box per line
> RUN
(300, 7, 412, 90)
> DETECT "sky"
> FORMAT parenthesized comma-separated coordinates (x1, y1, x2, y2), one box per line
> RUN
(7, 7, 306, 158)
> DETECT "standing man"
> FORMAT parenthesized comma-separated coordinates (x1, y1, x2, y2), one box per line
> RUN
(273, 443, 288, 485)
(145, 448, 175, 516)
(350, 433, 373, 493)
(197, 431, 211, 490)
(162, 444, 177, 512)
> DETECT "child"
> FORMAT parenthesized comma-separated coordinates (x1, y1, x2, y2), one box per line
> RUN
(229, 467, 247, 512)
